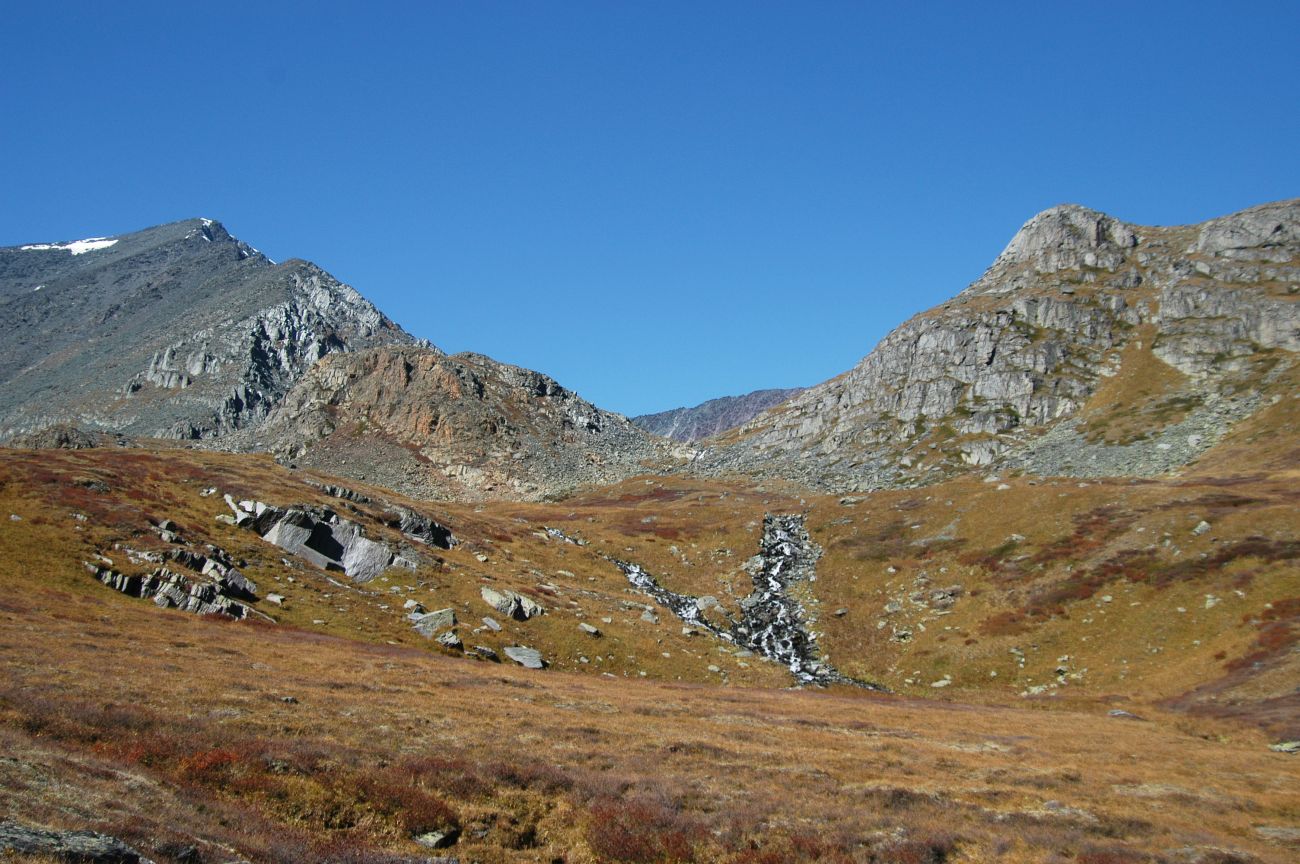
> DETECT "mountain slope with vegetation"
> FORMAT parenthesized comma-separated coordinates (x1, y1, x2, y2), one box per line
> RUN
(0, 199, 1296, 863)
(695, 200, 1299, 491)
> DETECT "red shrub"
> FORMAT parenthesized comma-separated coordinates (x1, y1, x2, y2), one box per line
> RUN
(586, 797, 699, 863)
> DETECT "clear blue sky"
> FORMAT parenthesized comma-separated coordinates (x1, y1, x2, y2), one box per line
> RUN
(2, 2, 1297, 416)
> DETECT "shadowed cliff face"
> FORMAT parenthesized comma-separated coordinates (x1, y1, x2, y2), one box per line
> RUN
(247, 346, 681, 501)
(692, 199, 1300, 490)
(0, 218, 419, 441)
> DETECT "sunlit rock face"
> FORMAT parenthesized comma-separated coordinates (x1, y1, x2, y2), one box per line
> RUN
(0, 218, 420, 441)
(691, 199, 1300, 490)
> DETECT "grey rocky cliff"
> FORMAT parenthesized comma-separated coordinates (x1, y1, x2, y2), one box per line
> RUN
(633, 387, 805, 442)
(692, 199, 1299, 489)
(0, 218, 420, 441)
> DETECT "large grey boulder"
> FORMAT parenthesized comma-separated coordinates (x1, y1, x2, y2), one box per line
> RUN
(0, 820, 154, 863)
(248, 504, 398, 583)
(385, 506, 456, 549)
(480, 586, 545, 620)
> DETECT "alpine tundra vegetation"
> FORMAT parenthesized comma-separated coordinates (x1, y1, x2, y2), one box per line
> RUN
(0, 198, 1296, 863)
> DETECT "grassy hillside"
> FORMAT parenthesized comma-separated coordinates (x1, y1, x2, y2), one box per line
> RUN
(0, 428, 1296, 862)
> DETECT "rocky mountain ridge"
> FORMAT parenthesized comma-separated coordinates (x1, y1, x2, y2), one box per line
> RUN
(238, 345, 680, 501)
(692, 199, 1300, 490)
(5, 200, 1297, 501)
(633, 387, 805, 441)
(0, 218, 421, 441)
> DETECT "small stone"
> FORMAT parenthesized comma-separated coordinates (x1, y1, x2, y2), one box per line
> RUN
(707, 664, 721, 673)
(470, 645, 500, 662)
(578, 622, 601, 636)
(1192, 520, 1211, 536)
(1269, 740, 1300, 754)
(481, 616, 502, 632)
(414, 828, 459, 849)
(436, 630, 463, 650)
(266, 593, 285, 605)
(833, 607, 849, 617)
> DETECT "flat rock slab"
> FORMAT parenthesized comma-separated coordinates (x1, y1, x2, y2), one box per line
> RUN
(0, 821, 153, 864)
(503, 646, 545, 669)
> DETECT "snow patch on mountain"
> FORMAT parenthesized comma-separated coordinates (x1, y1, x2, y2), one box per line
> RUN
(21, 237, 119, 255)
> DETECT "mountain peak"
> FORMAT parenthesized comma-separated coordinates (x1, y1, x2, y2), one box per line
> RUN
(0, 216, 418, 441)
(995, 203, 1138, 268)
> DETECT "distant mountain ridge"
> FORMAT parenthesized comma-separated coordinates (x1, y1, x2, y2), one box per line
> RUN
(633, 388, 805, 442)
